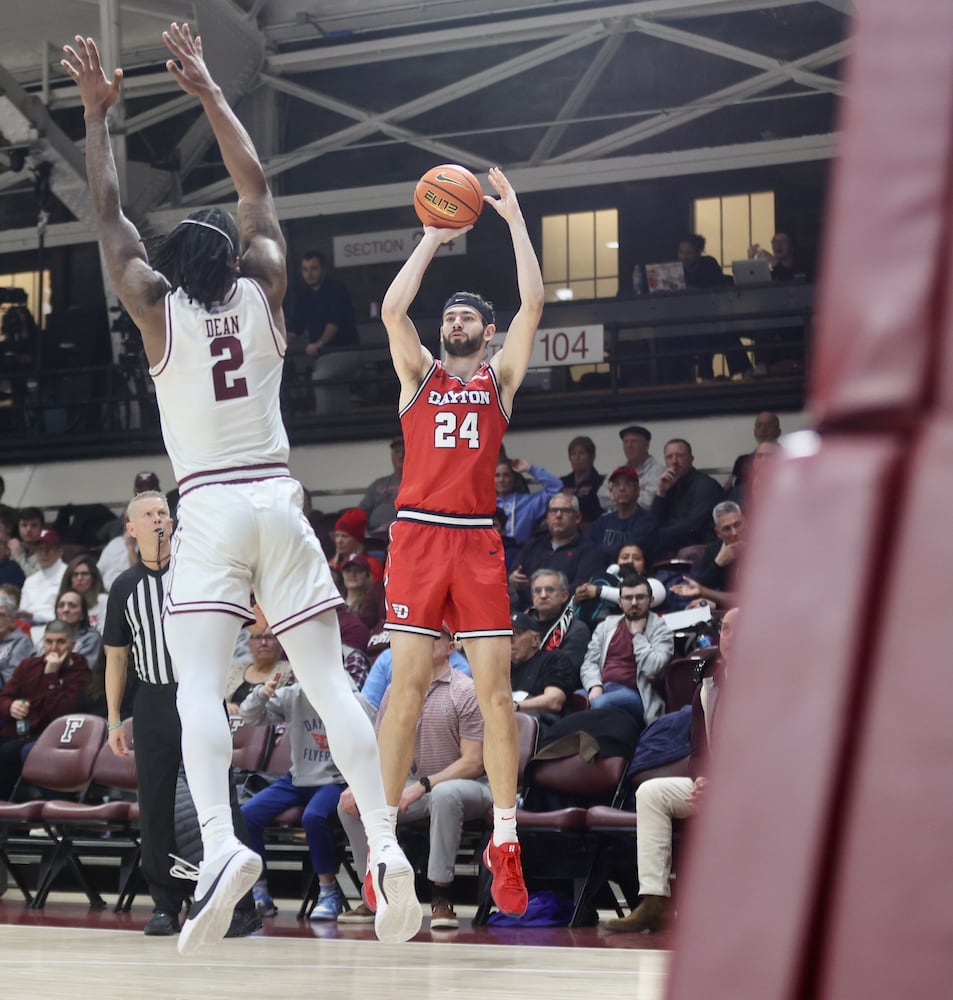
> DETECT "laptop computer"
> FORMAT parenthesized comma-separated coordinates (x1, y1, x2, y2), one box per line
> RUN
(645, 261, 686, 293)
(731, 257, 773, 285)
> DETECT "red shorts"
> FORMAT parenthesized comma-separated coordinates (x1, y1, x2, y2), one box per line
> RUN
(384, 520, 512, 638)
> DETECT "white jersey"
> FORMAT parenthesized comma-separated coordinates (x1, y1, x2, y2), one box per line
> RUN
(150, 278, 289, 492)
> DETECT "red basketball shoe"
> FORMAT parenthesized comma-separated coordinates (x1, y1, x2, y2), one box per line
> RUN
(483, 839, 528, 917)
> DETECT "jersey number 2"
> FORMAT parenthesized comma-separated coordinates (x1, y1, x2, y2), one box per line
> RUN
(434, 411, 480, 449)
(210, 336, 249, 401)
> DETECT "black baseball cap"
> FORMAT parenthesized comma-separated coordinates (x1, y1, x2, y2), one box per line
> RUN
(511, 611, 542, 634)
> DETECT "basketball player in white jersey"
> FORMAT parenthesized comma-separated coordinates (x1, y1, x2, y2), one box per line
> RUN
(62, 24, 421, 952)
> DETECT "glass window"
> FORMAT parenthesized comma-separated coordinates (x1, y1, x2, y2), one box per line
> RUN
(542, 209, 618, 302)
(693, 193, 775, 274)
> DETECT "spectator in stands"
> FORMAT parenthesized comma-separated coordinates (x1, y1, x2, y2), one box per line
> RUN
(225, 629, 292, 716)
(574, 542, 666, 630)
(0, 594, 33, 685)
(0, 584, 29, 637)
(18, 529, 68, 641)
(559, 435, 605, 525)
(509, 611, 577, 732)
(59, 555, 109, 632)
(240, 668, 370, 921)
(285, 250, 359, 414)
(671, 501, 745, 611)
(0, 620, 88, 798)
(492, 506, 523, 575)
(509, 494, 607, 610)
(527, 569, 590, 689)
(495, 457, 562, 545)
(39, 590, 103, 667)
(589, 466, 660, 563)
(605, 606, 738, 933)
(597, 426, 663, 511)
(725, 412, 781, 494)
(678, 234, 728, 290)
(358, 436, 404, 543)
(361, 636, 470, 711)
(338, 627, 491, 930)
(729, 439, 781, 512)
(341, 553, 386, 637)
(8, 506, 44, 578)
(327, 566, 372, 654)
(579, 575, 673, 724)
(749, 230, 810, 283)
(0, 528, 25, 590)
(651, 439, 725, 555)
(329, 508, 384, 581)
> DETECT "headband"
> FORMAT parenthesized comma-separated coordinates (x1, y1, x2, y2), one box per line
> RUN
(443, 292, 494, 326)
(179, 218, 235, 255)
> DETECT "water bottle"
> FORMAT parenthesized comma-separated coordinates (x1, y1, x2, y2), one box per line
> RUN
(16, 703, 30, 739)
(632, 264, 644, 296)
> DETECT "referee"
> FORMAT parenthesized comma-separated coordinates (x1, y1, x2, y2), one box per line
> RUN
(103, 490, 188, 936)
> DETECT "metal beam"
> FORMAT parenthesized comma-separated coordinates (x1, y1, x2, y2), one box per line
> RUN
(530, 31, 626, 165)
(182, 20, 610, 204)
(551, 41, 846, 162)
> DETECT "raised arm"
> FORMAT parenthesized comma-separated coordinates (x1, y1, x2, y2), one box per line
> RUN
(485, 168, 544, 409)
(380, 228, 462, 403)
(161, 23, 286, 310)
(61, 36, 168, 366)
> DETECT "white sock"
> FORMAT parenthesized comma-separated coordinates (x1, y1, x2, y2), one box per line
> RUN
(492, 805, 518, 847)
(196, 805, 240, 861)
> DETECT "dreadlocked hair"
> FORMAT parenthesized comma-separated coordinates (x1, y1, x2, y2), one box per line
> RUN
(150, 207, 240, 311)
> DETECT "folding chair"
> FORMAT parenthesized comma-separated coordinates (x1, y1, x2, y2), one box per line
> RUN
(38, 718, 141, 911)
(0, 714, 107, 907)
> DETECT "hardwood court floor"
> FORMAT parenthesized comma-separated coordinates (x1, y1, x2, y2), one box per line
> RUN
(0, 894, 671, 1000)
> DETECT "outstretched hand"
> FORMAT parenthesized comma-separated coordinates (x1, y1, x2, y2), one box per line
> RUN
(162, 21, 216, 97)
(483, 167, 521, 223)
(61, 36, 123, 119)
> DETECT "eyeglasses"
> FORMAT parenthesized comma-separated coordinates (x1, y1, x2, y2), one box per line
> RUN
(532, 586, 559, 595)
(548, 507, 576, 516)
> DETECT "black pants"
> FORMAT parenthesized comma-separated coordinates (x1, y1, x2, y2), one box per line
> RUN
(134, 682, 189, 913)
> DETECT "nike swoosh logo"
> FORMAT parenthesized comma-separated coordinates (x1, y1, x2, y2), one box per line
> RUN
(376, 861, 390, 905)
(435, 172, 467, 187)
(184, 854, 236, 921)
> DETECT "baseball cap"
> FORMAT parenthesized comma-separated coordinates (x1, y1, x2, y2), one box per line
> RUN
(619, 425, 651, 442)
(511, 611, 542, 634)
(134, 471, 160, 493)
(35, 528, 61, 546)
(342, 553, 371, 572)
(608, 465, 639, 484)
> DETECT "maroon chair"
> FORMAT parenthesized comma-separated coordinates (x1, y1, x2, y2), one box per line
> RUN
(230, 718, 274, 774)
(0, 714, 107, 906)
(37, 718, 141, 910)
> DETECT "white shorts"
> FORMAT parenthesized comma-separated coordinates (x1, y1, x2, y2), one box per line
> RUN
(165, 476, 342, 635)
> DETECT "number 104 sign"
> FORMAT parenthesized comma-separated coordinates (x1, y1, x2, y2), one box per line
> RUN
(487, 325, 604, 369)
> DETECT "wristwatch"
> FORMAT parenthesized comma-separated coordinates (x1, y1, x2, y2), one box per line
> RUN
(418, 776, 432, 793)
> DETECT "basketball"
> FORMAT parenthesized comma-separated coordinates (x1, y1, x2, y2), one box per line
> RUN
(414, 164, 484, 228)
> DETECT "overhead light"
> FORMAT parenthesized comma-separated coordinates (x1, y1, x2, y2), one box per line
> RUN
(554, 287, 574, 301)
(605, 241, 619, 249)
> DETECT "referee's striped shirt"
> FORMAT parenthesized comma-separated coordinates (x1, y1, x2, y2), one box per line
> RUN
(102, 561, 175, 685)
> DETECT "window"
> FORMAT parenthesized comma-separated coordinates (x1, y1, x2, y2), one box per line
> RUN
(541, 209, 618, 302)
(694, 192, 775, 274)
(0, 269, 51, 328)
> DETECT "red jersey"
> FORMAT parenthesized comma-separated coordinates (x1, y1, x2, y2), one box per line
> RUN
(395, 360, 509, 520)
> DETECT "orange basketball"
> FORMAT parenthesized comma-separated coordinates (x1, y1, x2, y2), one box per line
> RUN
(414, 164, 484, 229)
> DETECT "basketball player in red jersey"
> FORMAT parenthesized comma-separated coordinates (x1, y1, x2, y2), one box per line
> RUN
(378, 167, 544, 917)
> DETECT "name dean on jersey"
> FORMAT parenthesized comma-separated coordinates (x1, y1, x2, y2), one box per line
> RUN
(205, 315, 240, 338)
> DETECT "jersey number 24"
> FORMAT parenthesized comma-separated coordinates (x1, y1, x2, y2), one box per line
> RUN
(434, 411, 479, 449)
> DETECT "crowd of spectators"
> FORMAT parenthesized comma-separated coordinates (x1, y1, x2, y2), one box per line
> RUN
(0, 409, 781, 932)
